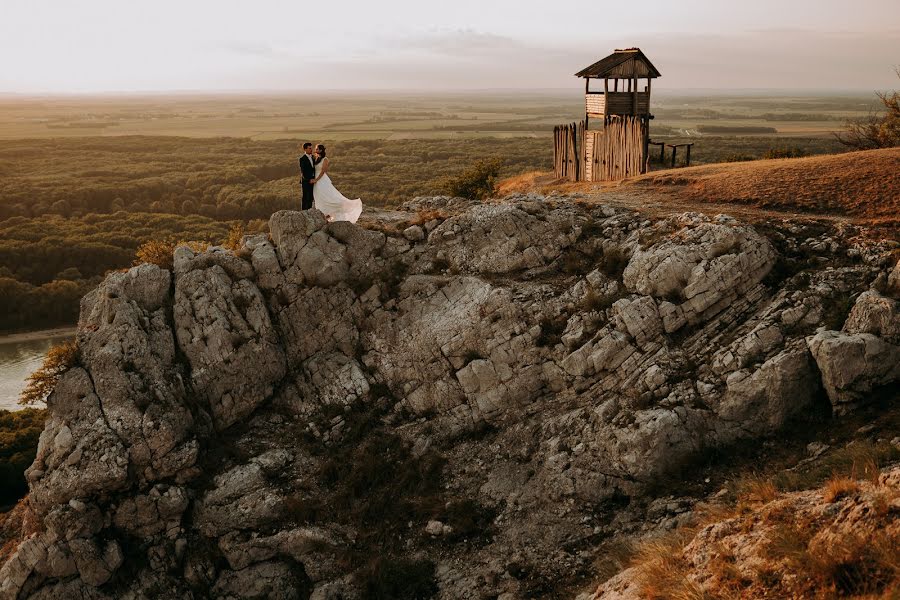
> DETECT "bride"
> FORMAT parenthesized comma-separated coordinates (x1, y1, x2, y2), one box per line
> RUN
(311, 144, 363, 223)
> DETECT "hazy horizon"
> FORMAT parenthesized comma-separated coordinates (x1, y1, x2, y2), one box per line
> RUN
(2, 0, 898, 94)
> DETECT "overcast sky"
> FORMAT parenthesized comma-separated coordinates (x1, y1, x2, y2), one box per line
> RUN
(1, 0, 898, 93)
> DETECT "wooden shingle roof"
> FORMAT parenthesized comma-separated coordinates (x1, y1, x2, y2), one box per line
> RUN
(575, 48, 661, 79)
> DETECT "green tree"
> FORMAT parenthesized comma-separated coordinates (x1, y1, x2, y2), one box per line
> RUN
(443, 158, 504, 201)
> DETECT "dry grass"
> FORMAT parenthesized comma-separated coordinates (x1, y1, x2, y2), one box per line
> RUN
(623, 462, 900, 600)
(133, 238, 209, 270)
(630, 147, 900, 227)
(409, 209, 449, 226)
(221, 222, 247, 252)
(632, 531, 711, 600)
(823, 475, 861, 503)
(18, 339, 79, 405)
(498, 148, 900, 232)
(731, 473, 779, 508)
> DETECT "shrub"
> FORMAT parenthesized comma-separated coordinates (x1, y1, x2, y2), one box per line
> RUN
(432, 499, 496, 544)
(443, 158, 504, 201)
(721, 153, 756, 163)
(836, 70, 900, 150)
(134, 239, 177, 270)
(536, 314, 569, 347)
(133, 238, 208, 270)
(221, 222, 247, 252)
(19, 339, 79, 406)
(763, 147, 807, 159)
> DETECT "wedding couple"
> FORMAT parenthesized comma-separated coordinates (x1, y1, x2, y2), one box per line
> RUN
(298, 143, 363, 223)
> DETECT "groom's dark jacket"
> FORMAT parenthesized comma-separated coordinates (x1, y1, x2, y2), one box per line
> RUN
(298, 153, 316, 182)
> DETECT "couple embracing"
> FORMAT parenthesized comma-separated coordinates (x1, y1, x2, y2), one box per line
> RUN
(298, 142, 363, 223)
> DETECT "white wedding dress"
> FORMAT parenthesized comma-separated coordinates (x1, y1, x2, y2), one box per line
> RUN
(314, 159, 363, 223)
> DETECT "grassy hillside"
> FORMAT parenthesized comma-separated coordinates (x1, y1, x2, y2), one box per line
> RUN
(632, 147, 900, 225)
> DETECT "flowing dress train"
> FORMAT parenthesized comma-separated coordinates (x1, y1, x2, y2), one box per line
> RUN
(313, 161, 363, 223)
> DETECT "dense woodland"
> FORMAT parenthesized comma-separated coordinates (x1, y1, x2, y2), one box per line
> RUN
(0, 137, 548, 220)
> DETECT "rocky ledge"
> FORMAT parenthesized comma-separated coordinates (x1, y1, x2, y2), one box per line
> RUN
(1, 198, 898, 599)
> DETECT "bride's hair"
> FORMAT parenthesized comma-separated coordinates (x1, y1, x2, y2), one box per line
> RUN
(315, 144, 326, 158)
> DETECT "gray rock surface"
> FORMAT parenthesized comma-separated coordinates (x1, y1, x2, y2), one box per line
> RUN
(3, 199, 897, 600)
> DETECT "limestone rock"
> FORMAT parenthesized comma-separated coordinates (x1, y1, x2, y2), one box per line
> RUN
(887, 259, 900, 297)
(193, 451, 292, 537)
(808, 330, 900, 414)
(174, 260, 286, 430)
(623, 220, 775, 331)
(427, 204, 578, 274)
(26, 369, 128, 515)
(76, 263, 198, 485)
(716, 346, 821, 438)
(843, 289, 900, 343)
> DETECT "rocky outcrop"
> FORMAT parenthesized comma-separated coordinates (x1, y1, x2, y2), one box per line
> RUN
(2, 199, 898, 600)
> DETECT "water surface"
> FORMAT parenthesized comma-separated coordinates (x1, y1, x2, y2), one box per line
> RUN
(0, 329, 76, 411)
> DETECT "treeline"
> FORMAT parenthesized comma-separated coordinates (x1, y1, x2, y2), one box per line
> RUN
(0, 137, 549, 221)
(0, 212, 240, 331)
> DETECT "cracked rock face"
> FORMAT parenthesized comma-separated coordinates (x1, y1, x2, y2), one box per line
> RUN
(3, 202, 897, 600)
(174, 251, 286, 430)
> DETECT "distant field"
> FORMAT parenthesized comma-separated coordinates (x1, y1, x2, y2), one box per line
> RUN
(0, 91, 878, 140)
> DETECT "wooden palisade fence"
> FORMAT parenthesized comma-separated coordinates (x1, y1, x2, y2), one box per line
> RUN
(554, 117, 648, 182)
(553, 121, 584, 181)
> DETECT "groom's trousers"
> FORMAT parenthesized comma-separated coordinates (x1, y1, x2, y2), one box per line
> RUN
(301, 180, 314, 210)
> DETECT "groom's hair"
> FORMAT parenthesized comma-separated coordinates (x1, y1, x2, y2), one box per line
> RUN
(302, 142, 312, 150)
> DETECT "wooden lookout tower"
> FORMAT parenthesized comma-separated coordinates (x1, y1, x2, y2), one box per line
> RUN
(554, 48, 660, 181)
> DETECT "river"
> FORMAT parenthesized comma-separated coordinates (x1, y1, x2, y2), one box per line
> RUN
(0, 328, 76, 411)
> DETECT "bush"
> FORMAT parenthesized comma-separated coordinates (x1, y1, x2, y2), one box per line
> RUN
(836, 70, 900, 150)
(133, 238, 208, 270)
(763, 147, 807, 159)
(443, 158, 504, 201)
(19, 339, 79, 406)
(0, 408, 47, 507)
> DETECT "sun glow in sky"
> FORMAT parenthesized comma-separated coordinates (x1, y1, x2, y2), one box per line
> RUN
(1, 0, 898, 93)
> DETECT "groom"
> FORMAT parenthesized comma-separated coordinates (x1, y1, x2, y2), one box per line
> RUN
(298, 142, 316, 210)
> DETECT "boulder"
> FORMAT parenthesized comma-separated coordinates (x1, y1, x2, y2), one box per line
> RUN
(808, 330, 900, 414)
(843, 289, 900, 343)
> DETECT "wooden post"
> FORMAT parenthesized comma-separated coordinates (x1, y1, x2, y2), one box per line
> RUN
(671, 145, 677, 168)
(584, 77, 590, 130)
(632, 76, 638, 114)
(660, 142, 665, 163)
(685, 144, 692, 167)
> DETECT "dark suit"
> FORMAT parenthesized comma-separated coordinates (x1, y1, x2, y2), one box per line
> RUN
(298, 153, 316, 210)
